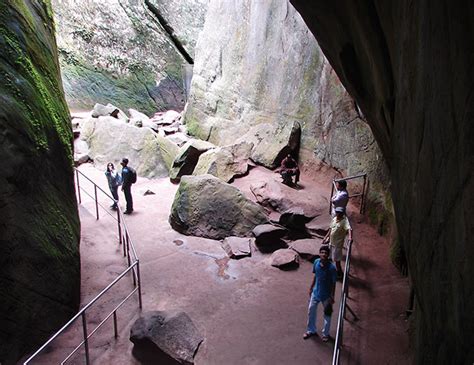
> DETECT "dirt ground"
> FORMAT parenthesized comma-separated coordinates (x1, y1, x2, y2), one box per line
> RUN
(28, 163, 412, 365)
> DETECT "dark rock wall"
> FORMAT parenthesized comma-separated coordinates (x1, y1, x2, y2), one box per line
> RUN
(290, 1, 474, 363)
(0, 1, 80, 363)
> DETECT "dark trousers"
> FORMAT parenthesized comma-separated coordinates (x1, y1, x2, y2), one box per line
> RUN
(123, 184, 133, 212)
(110, 186, 119, 207)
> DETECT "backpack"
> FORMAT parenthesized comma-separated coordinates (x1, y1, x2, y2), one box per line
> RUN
(128, 167, 137, 184)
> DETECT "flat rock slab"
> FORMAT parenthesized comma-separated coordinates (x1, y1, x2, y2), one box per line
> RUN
(250, 179, 326, 218)
(306, 214, 333, 237)
(130, 310, 203, 365)
(270, 249, 300, 270)
(289, 238, 323, 261)
(221, 237, 253, 259)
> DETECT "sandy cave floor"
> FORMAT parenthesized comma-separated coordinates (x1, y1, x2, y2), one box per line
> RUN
(29, 163, 412, 365)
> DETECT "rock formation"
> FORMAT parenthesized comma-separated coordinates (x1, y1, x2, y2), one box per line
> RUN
(0, 1, 80, 363)
(80, 116, 170, 178)
(184, 0, 387, 191)
(52, 0, 209, 113)
(290, 0, 474, 362)
(169, 175, 268, 239)
(130, 310, 203, 364)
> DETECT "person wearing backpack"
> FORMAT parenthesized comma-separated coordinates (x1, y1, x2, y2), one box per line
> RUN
(120, 158, 136, 214)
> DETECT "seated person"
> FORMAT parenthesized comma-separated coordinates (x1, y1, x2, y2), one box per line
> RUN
(279, 154, 300, 185)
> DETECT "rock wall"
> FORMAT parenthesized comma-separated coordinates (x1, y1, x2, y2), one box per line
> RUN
(184, 0, 388, 190)
(0, 1, 80, 363)
(52, 0, 209, 114)
(290, 0, 474, 363)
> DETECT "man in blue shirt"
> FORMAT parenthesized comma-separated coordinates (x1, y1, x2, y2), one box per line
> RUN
(304, 245, 337, 342)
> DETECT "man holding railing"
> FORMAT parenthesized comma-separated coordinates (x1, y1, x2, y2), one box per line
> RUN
(322, 206, 353, 280)
(304, 245, 337, 342)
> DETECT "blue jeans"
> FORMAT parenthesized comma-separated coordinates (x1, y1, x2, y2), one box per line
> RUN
(306, 293, 331, 336)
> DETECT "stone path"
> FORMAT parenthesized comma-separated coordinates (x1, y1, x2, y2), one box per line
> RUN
(27, 164, 411, 364)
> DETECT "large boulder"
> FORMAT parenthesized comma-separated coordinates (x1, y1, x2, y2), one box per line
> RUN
(238, 121, 301, 169)
(0, 2, 80, 362)
(169, 139, 216, 183)
(250, 179, 326, 218)
(169, 175, 268, 239)
(80, 116, 170, 178)
(193, 141, 253, 182)
(130, 311, 203, 365)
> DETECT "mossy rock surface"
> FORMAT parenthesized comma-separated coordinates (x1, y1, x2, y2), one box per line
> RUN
(0, 1, 80, 363)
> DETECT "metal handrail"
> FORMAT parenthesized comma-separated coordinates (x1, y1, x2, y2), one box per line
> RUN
(332, 237, 354, 365)
(329, 173, 368, 214)
(24, 167, 142, 365)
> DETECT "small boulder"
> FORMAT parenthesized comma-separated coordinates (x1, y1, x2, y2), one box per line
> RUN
(130, 310, 203, 365)
(92, 103, 128, 122)
(144, 190, 155, 196)
(222, 237, 253, 259)
(252, 224, 288, 253)
(289, 238, 323, 261)
(270, 249, 300, 270)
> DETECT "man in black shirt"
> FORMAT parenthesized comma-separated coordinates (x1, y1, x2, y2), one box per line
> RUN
(121, 158, 134, 214)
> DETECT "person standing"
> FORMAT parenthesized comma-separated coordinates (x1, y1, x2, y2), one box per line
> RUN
(322, 206, 353, 279)
(331, 180, 349, 215)
(121, 158, 134, 214)
(304, 245, 337, 342)
(105, 162, 121, 210)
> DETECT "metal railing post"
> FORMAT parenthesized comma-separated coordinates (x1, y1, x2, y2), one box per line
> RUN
(137, 260, 143, 309)
(94, 185, 99, 220)
(329, 179, 335, 214)
(117, 210, 122, 245)
(361, 174, 367, 214)
(113, 311, 118, 339)
(76, 169, 82, 204)
(82, 312, 90, 365)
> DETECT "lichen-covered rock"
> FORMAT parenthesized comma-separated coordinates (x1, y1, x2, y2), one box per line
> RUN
(169, 175, 268, 239)
(169, 139, 216, 183)
(0, 2, 80, 362)
(81, 116, 169, 178)
(52, 0, 209, 113)
(130, 310, 203, 365)
(193, 141, 253, 182)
